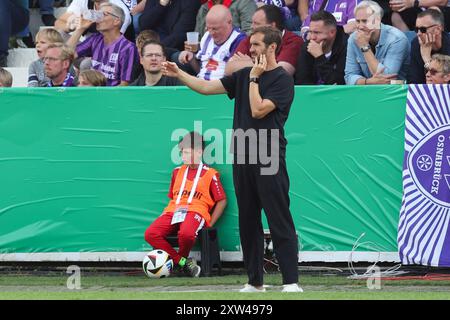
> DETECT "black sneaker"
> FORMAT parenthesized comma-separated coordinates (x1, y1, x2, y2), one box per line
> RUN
(183, 258, 201, 277)
(42, 14, 56, 26)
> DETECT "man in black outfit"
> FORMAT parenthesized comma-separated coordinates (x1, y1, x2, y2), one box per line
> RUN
(162, 26, 302, 293)
(295, 11, 348, 85)
(408, 8, 450, 83)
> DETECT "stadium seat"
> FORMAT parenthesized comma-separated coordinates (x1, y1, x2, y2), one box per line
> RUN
(166, 227, 222, 277)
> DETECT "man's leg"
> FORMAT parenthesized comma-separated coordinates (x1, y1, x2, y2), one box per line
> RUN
(257, 158, 299, 285)
(0, 0, 29, 66)
(233, 163, 265, 287)
(144, 213, 181, 263)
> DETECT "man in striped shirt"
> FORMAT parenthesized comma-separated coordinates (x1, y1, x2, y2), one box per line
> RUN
(67, 2, 138, 86)
(177, 4, 246, 80)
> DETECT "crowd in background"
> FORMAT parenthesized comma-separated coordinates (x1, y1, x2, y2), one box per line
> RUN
(0, 0, 449, 87)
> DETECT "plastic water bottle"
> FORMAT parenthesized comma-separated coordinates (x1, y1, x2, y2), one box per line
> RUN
(82, 10, 104, 22)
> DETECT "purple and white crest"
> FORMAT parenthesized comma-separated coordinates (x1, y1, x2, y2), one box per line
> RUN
(398, 85, 450, 267)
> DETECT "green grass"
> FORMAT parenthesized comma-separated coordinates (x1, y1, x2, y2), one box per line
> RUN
(1, 274, 449, 300)
(0, 291, 449, 300)
(1, 274, 450, 287)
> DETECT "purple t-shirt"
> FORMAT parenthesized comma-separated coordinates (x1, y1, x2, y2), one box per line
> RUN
(302, 0, 358, 28)
(76, 33, 138, 86)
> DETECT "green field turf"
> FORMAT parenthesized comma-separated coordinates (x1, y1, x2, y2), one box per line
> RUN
(1, 274, 449, 300)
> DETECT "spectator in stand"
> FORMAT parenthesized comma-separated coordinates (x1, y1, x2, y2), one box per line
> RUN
(28, 28, 64, 87)
(425, 53, 450, 83)
(130, 40, 182, 86)
(67, 3, 139, 86)
(344, 1, 410, 84)
(136, 29, 161, 57)
(295, 10, 348, 84)
(177, 4, 246, 80)
(225, 4, 303, 76)
(0, 1, 29, 67)
(196, 0, 257, 39)
(78, 69, 107, 86)
(389, 0, 450, 32)
(55, 0, 132, 36)
(44, 43, 76, 87)
(139, 0, 200, 51)
(408, 8, 450, 83)
(0, 67, 13, 87)
(256, 0, 303, 31)
(301, 0, 359, 35)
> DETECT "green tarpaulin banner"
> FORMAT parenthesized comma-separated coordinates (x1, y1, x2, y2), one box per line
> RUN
(0, 86, 407, 261)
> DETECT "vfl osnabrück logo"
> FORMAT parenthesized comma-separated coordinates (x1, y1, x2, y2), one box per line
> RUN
(408, 125, 450, 208)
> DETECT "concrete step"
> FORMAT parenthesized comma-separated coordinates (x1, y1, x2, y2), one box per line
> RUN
(7, 48, 38, 68)
(4, 67, 29, 87)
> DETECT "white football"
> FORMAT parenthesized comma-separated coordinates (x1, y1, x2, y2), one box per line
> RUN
(142, 249, 174, 278)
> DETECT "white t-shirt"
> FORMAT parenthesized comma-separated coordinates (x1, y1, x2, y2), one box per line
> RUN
(67, 0, 132, 34)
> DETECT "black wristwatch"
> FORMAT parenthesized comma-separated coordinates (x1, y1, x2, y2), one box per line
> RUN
(414, 0, 420, 7)
(360, 45, 371, 53)
(249, 77, 259, 84)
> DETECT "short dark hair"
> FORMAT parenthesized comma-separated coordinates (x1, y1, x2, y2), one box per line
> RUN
(310, 10, 337, 28)
(250, 26, 282, 53)
(255, 4, 285, 31)
(417, 8, 445, 26)
(178, 131, 205, 151)
(141, 40, 167, 59)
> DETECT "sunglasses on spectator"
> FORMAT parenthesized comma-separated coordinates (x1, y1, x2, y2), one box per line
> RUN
(415, 25, 437, 33)
(425, 67, 443, 76)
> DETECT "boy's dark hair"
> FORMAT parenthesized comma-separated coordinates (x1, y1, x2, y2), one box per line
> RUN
(256, 4, 285, 31)
(178, 131, 205, 151)
(310, 10, 337, 28)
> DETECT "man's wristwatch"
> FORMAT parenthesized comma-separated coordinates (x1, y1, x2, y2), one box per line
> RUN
(249, 77, 259, 84)
(414, 0, 420, 8)
(360, 45, 371, 53)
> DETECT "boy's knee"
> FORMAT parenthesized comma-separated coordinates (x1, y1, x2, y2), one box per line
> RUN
(177, 230, 197, 244)
(144, 226, 161, 243)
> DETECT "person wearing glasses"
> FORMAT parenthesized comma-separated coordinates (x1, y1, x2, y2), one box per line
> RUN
(55, 0, 132, 35)
(44, 43, 76, 87)
(344, 1, 410, 84)
(408, 8, 450, 83)
(67, 2, 139, 86)
(425, 53, 450, 84)
(130, 40, 182, 86)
